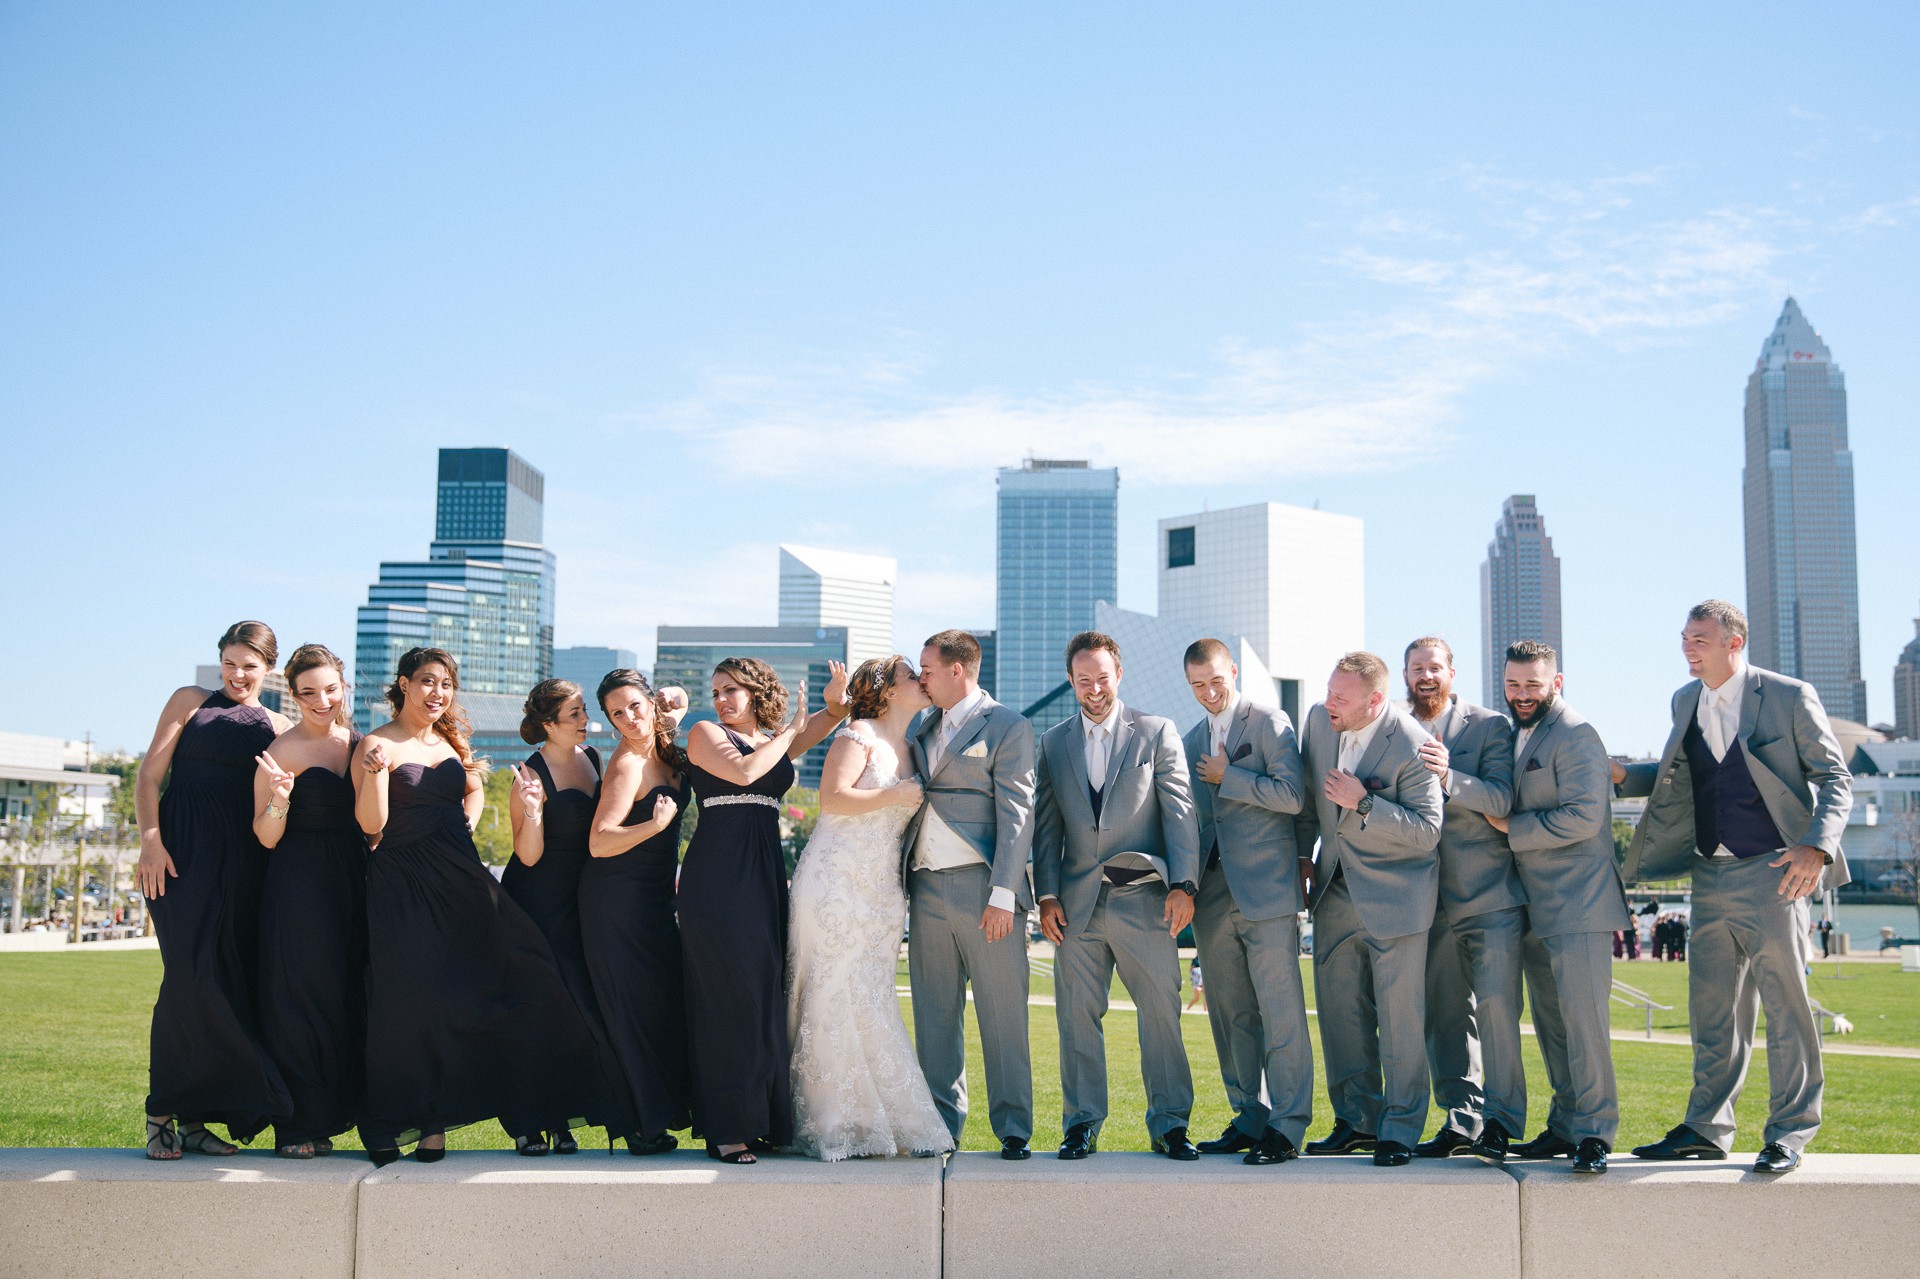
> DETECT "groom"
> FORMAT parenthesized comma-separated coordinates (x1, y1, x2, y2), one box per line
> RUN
(903, 629, 1038, 1159)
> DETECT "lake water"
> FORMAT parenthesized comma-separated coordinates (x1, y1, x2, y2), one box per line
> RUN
(1625, 896, 1920, 949)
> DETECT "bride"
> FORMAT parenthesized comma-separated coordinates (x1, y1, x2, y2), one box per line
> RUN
(787, 655, 955, 1160)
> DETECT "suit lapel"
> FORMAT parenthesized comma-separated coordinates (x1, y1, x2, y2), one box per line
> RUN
(1061, 716, 1092, 808)
(1354, 708, 1395, 782)
(1517, 701, 1563, 772)
(910, 709, 937, 777)
(1736, 667, 1764, 749)
(1105, 705, 1135, 787)
(927, 696, 994, 781)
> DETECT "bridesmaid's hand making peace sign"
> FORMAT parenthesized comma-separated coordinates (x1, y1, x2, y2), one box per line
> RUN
(511, 763, 544, 823)
(256, 751, 296, 807)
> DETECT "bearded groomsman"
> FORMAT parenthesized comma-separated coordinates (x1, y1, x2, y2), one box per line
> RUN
(1489, 641, 1630, 1175)
(1400, 638, 1527, 1165)
(1035, 631, 1200, 1160)
(1179, 638, 1313, 1166)
(1617, 601, 1851, 1174)
(1295, 652, 1444, 1166)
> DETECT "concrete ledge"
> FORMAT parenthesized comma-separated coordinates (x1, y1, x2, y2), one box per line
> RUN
(354, 1150, 943, 1279)
(0, 1148, 367, 1279)
(943, 1151, 1520, 1279)
(1510, 1154, 1920, 1278)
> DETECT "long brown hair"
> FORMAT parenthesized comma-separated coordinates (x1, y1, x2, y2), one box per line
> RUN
(596, 669, 687, 770)
(712, 657, 788, 732)
(284, 643, 353, 728)
(386, 646, 477, 770)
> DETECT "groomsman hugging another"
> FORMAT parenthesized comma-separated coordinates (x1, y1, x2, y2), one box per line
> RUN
(1295, 651, 1445, 1166)
(1179, 638, 1315, 1165)
(1035, 631, 1201, 1160)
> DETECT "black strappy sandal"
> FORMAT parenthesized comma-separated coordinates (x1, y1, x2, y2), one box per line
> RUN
(312, 1138, 334, 1157)
(514, 1133, 550, 1157)
(179, 1125, 238, 1156)
(706, 1142, 756, 1164)
(624, 1131, 677, 1156)
(145, 1116, 181, 1161)
(276, 1141, 316, 1160)
(550, 1128, 578, 1155)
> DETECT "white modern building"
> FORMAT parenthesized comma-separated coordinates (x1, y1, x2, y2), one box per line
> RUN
(779, 544, 897, 669)
(0, 732, 119, 828)
(1157, 502, 1366, 722)
(1093, 604, 1281, 736)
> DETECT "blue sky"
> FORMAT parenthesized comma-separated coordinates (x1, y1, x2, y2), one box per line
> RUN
(4, 2, 1917, 756)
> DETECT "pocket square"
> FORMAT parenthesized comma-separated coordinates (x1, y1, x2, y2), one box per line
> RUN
(1363, 776, 1385, 790)
(1524, 758, 1545, 772)
(1231, 743, 1253, 762)
(962, 741, 989, 759)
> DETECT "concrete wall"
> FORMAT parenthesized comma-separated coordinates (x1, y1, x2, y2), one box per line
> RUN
(3, 1149, 1918, 1279)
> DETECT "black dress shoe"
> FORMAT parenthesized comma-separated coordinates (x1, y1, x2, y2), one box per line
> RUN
(1571, 1137, 1609, 1174)
(1243, 1130, 1299, 1166)
(1510, 1129, 1577, 1160)
(1197, 1125, 1258, 1155)
(1414, 1126, 1475, 1158)
(1304, 1119, 1378, 1155)
(1000, 1136, 1031, 1161)
(1753, 1142, 1800, 1174)
(1470, 1120, 1512, 1165)
(1153, 1127, 1200, 1161)
(1372, 1140, 1413, 1167)
(1630, 1124, 1726, 1161)
(1057, 1123, 1096, 1160)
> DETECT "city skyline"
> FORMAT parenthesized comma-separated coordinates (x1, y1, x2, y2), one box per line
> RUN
(6, 7, 1917, 760)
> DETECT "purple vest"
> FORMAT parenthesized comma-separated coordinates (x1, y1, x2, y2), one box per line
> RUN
(1680, 719, 1786, 859)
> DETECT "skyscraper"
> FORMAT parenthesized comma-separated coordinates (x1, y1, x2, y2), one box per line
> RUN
(354, 448, 557, 731)
(1895, 610, 1920, 741)
(1480, 494, 1562, 708)
(995, 459, 1118, 727)
(1743, 298, 1868, 724)
(1157, 502, 1365, 722)
(778, 545, 896, 668)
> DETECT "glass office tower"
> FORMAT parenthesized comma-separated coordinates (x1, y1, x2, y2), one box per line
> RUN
(354, 448, 557, 731)
(1742, 299, 1868, 724)
(1480, 494, 1563, 709)
(995, 460, 1118, 729)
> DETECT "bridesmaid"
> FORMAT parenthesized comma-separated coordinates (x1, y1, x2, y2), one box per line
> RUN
(137, 620, 293, 1158)
(584, 670, 692, 1154)
(352, 646, 600, 1165)
(503, 678, 621, 1155)
(680, 656, 848, 1163)
(252, 644, 368, 1159)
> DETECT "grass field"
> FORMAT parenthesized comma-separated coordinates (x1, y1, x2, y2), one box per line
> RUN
(4, 950, 1919, 1154)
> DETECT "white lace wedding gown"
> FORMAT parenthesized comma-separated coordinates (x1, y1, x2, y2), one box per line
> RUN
(787, 723, 955, 1161)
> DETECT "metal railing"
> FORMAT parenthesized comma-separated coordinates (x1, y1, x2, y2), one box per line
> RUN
(1610, 979, 1674, 1038)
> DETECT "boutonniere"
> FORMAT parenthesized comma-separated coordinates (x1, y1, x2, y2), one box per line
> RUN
(962, 741, 990, 759)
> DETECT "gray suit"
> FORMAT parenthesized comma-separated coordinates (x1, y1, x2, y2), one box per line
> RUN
(1034, 702, 1199, 1143)
(1618, 664, 1852, 1152)
(1510, 700, 1630, 1146)
(903, 694, 1036, 1144)
(1414, 699, 1527, 1140)
(1183, 699, 1314, 1146)
(1295, 704, 1444, 1148)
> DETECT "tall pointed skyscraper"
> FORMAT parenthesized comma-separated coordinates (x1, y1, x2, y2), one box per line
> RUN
(1480, 494, 1562, 709)
(1742, 299, 1868, 723)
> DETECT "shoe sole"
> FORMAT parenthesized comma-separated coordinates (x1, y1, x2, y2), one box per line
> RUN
(1471, 1151, 1506, 1165)
(1000, 1150, 1031, 1161)
(1629, 1151, 1727, 1161)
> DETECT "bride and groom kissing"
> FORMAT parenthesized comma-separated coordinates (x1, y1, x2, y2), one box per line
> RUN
(786, 628, 1039, 1161)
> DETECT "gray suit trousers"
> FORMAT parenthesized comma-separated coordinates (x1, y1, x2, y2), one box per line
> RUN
(908, 863, 1034, 1143)
(1424, 905, 1483, 1136)
(1311, 874, 1430, 1147)
(1055, 880, 1195, 1142)
(1192, 861, 1314, 1145)
(1685, 852, 1823, 1152)
(1426, 904, 1527, 1138)
(1521, 927, 1619, 1144)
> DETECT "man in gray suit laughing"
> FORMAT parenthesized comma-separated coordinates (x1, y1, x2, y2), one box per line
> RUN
(1295, 651, 1445, 1166)
(904, 629, 1038, 1160)
(1035, 631, 1201, 1160)
(1179, 637, 1313, 1166)
(1490, 640, 1630, 1175)
(1616, 600, 1852, 1174)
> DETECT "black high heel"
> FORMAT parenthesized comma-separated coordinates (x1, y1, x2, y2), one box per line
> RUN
(415, 1132, 446, 1163)
(625, 1131, 677, 1156)
(368, 1148, 401, 1167)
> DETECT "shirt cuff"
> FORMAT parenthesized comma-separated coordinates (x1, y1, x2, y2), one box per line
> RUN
(1037, 892, 1059, 904)
(988, 886, 1018, 912)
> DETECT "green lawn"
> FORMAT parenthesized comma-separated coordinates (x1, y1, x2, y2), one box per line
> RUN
(5, 950, 1919, 1154)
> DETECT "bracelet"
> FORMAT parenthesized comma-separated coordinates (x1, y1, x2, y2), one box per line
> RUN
(267, 802, 290, 821)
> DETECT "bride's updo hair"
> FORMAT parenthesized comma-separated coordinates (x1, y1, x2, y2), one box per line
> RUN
(846, 655, 909, 722)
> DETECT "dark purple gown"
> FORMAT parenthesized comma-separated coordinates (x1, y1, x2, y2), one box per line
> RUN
(258, 745, 368, 1148)
(145, 691, 291, 1139)
(581, 771, 694, 1139)
(679, 729, 795, 1147)
(358, 756, 600, 1149)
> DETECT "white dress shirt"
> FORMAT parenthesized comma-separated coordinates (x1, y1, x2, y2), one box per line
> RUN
(1038, 702, 1168, 900)
(1515, 724, 1536, 759)
(1414, 696, 1457, 797)
(1206, 692, 1240, 761)
(1696, 657, 1749, 856)
(912, 687, 1017, 911)
(1337, 700, 1390, 776)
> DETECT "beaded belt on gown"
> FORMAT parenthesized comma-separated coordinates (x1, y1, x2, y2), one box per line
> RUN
(701, 794, 781, 810)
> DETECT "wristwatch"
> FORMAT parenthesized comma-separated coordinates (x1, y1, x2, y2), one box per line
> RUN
(1171, 880, 1197, 897)
(1355, 794, 1375, 818)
